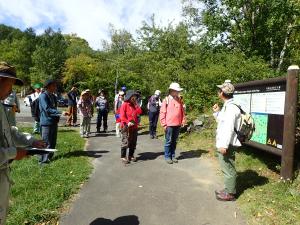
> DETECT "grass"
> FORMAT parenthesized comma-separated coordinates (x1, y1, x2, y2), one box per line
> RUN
(140, 115, 300, 225)
(7, 127, 92, 225)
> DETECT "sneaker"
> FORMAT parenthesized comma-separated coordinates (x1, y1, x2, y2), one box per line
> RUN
(121, 158, 129, 164)
(129, 156, 137, 162)
(165, 159, 173, 164)
(216, 192, 236, 201)
(150, 135, 154, 139)
(215, 189, 225, 195)
(172, 158, 178, 163)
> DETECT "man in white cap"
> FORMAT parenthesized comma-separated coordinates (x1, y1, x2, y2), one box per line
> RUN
(147, 90, 162, 139)
(212, 80, 241, 201)
(0, 62, 46, 225)
(160, 83, 186, 164)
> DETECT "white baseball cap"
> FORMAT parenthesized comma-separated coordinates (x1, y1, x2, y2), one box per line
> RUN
(154, 90, 161, 95)
(169, 82, 183, 92)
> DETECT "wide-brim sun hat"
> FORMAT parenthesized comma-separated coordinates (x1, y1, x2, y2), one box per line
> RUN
(81, 90, 90, 96)
(169, 82, 183, 92)
(217, 80, 235, 94)
(124, 90, 137, 102)
(0, 61, 24, 86)
(44, 79, 57, 88)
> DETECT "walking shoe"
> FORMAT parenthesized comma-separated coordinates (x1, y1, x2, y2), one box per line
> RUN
(215, 189, 225, 195)
(172, 158, 178, 163)
(121, 158, 129, 164)
(129, 156, 137, 162)
(216, 192, 236, 201)
(150, 135, 154, 139)
(165, 159, 173, 164)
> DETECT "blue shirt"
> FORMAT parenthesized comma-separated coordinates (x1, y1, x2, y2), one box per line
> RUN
(39, 91, 60, 126)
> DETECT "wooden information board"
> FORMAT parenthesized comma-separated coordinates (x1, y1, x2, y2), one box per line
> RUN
(233, 66, 299, 180)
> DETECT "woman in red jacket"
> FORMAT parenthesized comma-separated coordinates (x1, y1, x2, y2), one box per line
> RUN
(120, 90, 142, 164)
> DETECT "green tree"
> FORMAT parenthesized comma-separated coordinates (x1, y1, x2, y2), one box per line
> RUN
(64, 34, 94, 58)
(182, 0, 300, 72)
(30, 28, 67, 82)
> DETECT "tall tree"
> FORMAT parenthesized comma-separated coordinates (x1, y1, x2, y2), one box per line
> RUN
(182, 0, 300, 72)
(30, 28, 67, 82)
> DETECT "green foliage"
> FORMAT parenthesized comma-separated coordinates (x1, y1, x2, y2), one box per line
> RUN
(30, 28, 67, 83)
(0, 25, 36, 84)
(183, 0, 300, 72)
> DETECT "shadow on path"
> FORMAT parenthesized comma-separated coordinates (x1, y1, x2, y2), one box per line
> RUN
(137, 151, 164, 161)
(57, 150, 110, 159)
(90, 215, 139, 225)
(138, 130, 150, 135)
(236, 169, 269, 197)
(177, 149, 209, 160)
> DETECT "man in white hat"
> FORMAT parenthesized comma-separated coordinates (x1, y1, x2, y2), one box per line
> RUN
(147, 90, 162, 139)
(160, 83, 186, 164)
(0, 62, 46, 225)
(212, 80, 242, 201)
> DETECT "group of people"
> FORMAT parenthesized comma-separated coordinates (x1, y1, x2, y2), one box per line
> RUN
(0, 60, 243, 224)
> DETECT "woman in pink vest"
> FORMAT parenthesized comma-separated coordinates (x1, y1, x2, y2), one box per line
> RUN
(160, 83, 186, 164)
(120, 90, 142, 164)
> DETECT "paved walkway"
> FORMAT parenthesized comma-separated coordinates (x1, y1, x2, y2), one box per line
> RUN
(59, 117, 245, 225)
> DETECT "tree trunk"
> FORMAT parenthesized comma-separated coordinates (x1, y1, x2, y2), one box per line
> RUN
(270, 38, 275, 68)
(277, 23, 293, 73)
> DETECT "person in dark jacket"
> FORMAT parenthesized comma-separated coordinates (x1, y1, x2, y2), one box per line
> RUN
(95, 89, 109, 133)
(147, 90, 162, 139)
(120, 90, 142, 164)
(39, 80, 61, 164)
(66, 85, 78, 126)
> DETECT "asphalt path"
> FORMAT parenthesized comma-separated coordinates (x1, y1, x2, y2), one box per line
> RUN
(59, 119, 245, 225)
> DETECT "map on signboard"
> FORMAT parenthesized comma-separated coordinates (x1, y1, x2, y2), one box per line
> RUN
(251, 113, 268, 144)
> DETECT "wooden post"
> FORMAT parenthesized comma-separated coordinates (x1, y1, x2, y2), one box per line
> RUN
(281, 65, 299, 180)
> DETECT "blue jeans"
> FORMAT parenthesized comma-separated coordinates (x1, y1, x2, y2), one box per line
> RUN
(164, 126, 180, 160)
(40, 124, 58, 163)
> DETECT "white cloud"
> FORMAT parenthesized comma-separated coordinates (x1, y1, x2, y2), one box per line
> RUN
(0, 0, 183, 50)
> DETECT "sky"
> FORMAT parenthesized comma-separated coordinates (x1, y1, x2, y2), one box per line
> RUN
(0, 0, 183, 50)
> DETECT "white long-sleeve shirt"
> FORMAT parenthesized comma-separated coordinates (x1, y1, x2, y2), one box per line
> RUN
(213, 98, 242, 149)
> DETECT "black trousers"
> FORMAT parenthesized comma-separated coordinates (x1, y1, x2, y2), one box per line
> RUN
(148, 111, 159, 136)
(97, 109, 108, 131)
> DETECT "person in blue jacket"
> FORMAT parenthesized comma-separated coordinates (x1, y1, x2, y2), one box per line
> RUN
(39, 80, 61, 164)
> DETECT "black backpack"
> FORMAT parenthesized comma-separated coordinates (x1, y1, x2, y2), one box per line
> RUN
(30, 98, 40, 122)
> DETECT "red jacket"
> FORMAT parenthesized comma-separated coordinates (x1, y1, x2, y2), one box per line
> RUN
(120, 101, 142, 129)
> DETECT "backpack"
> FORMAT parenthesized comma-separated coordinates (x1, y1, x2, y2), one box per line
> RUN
(232, 104, 255, 143)
(30, 98, 40, 121)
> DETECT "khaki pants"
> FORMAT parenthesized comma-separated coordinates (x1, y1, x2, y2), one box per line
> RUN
(217, 145, 237, 194)
(0, 168, 10, 225)
(67, 106, 77, 125)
